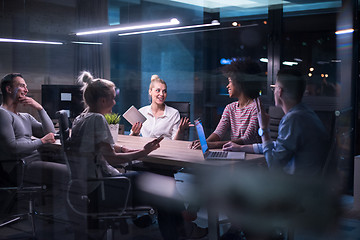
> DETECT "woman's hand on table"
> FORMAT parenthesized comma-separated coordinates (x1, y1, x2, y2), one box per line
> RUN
(223, 142, 255, 153)
(222, 141, 243, 152)
(189, 140, 201, 149)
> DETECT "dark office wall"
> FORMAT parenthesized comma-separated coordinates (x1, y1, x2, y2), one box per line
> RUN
(110, 2, 201, 135)
(0, 0, 77, 90)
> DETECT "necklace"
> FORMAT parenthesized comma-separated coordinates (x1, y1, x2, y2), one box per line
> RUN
(239, 99, 251, 109)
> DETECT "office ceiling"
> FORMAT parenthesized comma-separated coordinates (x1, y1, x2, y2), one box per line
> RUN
(111, 0, 342, 18)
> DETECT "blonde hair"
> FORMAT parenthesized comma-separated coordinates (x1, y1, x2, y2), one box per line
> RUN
(149, 74, 167, 90)
(77, 71, 115, 111)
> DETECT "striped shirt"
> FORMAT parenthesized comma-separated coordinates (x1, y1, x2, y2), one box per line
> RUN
(213, 101, 260, 144)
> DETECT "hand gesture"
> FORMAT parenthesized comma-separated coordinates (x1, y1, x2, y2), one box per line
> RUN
(189, 140, 201, 149)
(18, 96, 43, 110)
(254, 98, 270, 129)
(41, 133, 55, 144)
(131, 122, 142, 136)
(178, 117, 190, 132)
(143, 136, 164, 154)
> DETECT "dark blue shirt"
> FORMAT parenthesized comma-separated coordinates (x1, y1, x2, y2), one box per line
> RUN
(262, 103, 329, 176)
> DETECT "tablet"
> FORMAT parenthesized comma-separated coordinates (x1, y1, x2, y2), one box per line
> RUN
(122, 105, 147, 125)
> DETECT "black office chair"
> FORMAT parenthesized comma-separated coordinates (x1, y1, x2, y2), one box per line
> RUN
(55, 110, 154, 240)
(0, 159, 46, 239)
(165, 101, 191, 141)
(268, 106, 284, 141)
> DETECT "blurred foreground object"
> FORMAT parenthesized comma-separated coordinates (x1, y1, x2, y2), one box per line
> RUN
(138, 167, 341, 234)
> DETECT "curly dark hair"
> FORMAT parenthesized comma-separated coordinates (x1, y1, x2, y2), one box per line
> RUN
(221, 59, 263, 99)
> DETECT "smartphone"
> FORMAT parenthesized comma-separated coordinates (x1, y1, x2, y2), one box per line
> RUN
(156, 135, 165, 142)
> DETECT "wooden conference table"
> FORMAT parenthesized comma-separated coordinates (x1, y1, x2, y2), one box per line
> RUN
(116, 134, 266, 240)
(116, 134, 265, 169)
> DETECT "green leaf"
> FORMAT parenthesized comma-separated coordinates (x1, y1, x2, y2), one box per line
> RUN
(104, 113, 121, 124)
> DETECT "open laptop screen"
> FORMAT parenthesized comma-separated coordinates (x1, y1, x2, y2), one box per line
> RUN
(194, 119, 209, 154)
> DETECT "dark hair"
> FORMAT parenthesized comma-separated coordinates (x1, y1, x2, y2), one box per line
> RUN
(221, 59, 263, 99)
(1, 73, 23, 97)
(277, 68, 306, 102)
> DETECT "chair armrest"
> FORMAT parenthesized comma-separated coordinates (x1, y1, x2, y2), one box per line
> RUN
(66, 176, 132, 217)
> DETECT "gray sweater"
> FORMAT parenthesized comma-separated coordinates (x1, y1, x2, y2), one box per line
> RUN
(0, 106, 55, 163)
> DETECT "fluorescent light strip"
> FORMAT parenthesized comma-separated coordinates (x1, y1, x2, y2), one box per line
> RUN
(283, 61, 298, 66)
(335, 28, 354, 35)
(0, 38, 63, 45)
(71, 41, 103, 45)
(118, 21, 220, 37)
(76, 18, 180, 36)
(159, 23, 258, 37)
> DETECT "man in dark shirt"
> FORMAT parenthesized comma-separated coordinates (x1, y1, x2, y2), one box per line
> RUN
(224, 69, 329, 176)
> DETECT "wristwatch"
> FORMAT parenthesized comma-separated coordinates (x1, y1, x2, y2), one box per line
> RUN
(258, 128, 270, 137)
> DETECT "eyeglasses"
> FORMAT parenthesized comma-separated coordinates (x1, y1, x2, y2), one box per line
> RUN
(270, 84, 276, 92)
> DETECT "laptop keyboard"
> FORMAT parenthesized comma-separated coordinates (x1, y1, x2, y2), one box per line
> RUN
(209, 151, 228, 158)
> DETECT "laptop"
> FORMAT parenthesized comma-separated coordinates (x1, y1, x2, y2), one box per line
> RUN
(194, 119, 246, 160)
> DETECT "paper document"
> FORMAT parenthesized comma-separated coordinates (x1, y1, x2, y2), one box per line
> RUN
(122, 105, 147, 125)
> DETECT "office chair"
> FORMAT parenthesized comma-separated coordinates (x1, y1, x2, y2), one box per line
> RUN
(0, 159, 46, 239)
(55, 110, 154, 240)
(268, 106, 284, 141)
(165, 101, 191, 141)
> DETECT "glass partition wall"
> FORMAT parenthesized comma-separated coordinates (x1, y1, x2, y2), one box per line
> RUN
(109, 0, 357, 192)
(0, 0, 359, 239)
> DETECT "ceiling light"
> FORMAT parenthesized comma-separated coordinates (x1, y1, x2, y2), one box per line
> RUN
(335, 28, 354, 35)
(0, 38, 63, 45)
(71, 41, 103, 45)
(118, 20, 220, 37)
(260, 58, 268, 63)
(282, 61, 298, 66)
(76, 18, 180, 36)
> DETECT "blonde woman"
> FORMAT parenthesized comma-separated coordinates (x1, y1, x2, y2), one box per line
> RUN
(131, 75, 189, 140)
(69, 71, 198, 240)
(70, 71, 162, 181)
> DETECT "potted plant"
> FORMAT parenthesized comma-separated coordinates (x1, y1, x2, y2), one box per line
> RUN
(105, 113, 121, 142)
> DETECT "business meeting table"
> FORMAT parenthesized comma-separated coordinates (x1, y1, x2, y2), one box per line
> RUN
(52, 134, 265, 240)
(116, 135, 266, 240)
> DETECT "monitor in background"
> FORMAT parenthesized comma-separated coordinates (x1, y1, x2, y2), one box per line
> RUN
(42, 85, 84, 120)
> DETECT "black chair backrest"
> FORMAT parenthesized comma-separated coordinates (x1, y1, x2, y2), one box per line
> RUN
(165, 101, 190, 140)
(55, 110, 74, 179)
(56, 110, 70, 148)
(165, 101, 190, 119)
(268, 106, 284, 141)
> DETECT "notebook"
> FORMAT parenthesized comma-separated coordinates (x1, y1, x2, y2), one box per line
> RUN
(122, 105, 147, 125)
(194, 119, 246, 160)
